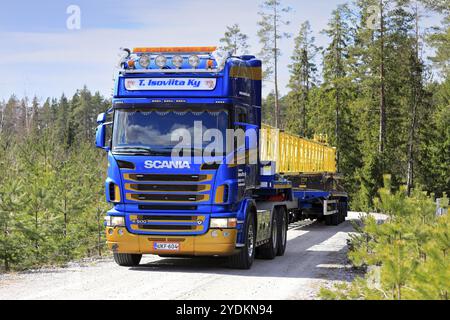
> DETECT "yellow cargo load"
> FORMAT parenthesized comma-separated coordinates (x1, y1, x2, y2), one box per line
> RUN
(260, 124, 337, 174)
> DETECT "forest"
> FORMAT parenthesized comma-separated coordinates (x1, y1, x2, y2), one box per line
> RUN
(0, 0, 448, 271)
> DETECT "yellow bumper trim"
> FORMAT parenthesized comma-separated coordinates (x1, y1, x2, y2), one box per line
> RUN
(106, 227, 237, 256)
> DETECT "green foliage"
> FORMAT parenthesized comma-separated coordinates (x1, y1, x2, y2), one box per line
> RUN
(286, 21, 320, 137)
(428, 11, 450, 76)
(322, 176, 449, 300)
(0, 89, 109, 271)
(219, 24, 250, 55)
(255, 0, 450, 210)
(257, 0, 292, 80)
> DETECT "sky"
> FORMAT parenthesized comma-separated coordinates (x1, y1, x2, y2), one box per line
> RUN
(0, 0, 442, 102)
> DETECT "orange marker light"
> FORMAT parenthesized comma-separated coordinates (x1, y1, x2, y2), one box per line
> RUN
(133, 46, 217, 54)
(127, 60, 135, 69)
(207, 60, 214, 69)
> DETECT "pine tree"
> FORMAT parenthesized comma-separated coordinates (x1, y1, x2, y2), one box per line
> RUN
(286, 21, 319, 136)
(0, 87, 111, 270)
(427, 13, 450, 76)
(262, 91, 276, 126)
(219, 24, 250, 55)
(322, 176, 449, 300)
(257, 0, 291, 128)
(321, 5, 353, 169)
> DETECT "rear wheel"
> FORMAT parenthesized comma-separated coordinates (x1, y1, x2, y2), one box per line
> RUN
(257, 209, 278, 260)
(338, 202, 346, 223)
(113, 253, 142, 267)
(228, 210, 256, 269)
(276, 207, 288, 256)
(325, 200, 341, 226)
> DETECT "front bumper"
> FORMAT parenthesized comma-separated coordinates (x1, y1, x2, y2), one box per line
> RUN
(106, 227, 238, 256)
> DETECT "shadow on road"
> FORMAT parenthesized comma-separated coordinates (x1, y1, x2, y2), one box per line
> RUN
(129, 218, 362, 282)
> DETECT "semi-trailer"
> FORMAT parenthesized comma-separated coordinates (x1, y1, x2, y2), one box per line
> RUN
(96, 46, 348, 269)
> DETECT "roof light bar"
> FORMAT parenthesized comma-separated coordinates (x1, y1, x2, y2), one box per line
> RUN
(132, 46, 217, 54)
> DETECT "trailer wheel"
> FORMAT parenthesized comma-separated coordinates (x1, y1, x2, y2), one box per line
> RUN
(113, 253, 142, 267)
(276, 207, 288, 256)
(228, 210, 256, 269)
(325, 212, 340, 226)
(338, 202, 346, 223)
(257, 208, 278, 260)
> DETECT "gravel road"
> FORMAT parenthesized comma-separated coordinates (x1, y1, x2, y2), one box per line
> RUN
(0, 212, 374, 300)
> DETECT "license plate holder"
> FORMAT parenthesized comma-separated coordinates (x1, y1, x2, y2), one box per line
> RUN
(153, 242, 180, 251)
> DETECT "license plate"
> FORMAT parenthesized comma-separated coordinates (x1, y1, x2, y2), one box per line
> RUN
(153, 242, 180, 251)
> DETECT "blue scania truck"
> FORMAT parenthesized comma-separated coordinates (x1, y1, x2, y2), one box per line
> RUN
(95, 46, 347, 269)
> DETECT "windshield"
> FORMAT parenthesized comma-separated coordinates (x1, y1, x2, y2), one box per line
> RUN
(112, 107, 229, 156)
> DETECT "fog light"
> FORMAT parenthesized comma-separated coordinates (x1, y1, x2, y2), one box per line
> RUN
(155, 55, 167, 68)
(188, 55, 200, 68)
(172, 55, 184, 68)
(139, 54, 150, 68)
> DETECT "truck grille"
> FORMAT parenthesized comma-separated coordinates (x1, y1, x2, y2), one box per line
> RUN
(124, 174, 212, 182)
(140, 225, 195, 231)
(123, 173, 212, 204)
(127, 194, 209, 202)
(126, 183, 209, 192)
(123, 173, 213, 235)
(128, 214, 207, 235)
(138, 205, 198, 211)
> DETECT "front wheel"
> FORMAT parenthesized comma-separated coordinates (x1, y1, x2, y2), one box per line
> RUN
(113, 253, 142, 267)
(228, 210, 256, 269)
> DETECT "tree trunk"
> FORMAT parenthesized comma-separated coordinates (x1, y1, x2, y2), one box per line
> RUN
(4, 221, 9, 271)
(301, 49, 309, 137)
(97, 206, 102, 257)
(379, 0, 386, 154)
(335, 88, 341, 171)
(273, 4, 280, 128)
(406, 4, 421, 196)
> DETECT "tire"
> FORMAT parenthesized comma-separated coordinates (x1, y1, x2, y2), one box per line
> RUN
(257, 208, 278, 260)
(228, 209, 256, 269)
(113, 253, 142, 267)
(325, 212, 340, 226)
(339, 202, 346, 223)
(276, 207, 288, 256)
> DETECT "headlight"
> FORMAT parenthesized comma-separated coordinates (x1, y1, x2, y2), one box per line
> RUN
(155, 55, 167, 68)
(172, 55, 184, 68)
(139, 54, 150, 68)
(188, 55, 200, 68)
(210, 218, 237, 229)
(104, 216, 125, 227)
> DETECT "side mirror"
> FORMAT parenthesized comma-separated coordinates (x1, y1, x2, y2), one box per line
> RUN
(97, 113, 107, 124)
(95, 124, 110, 151)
